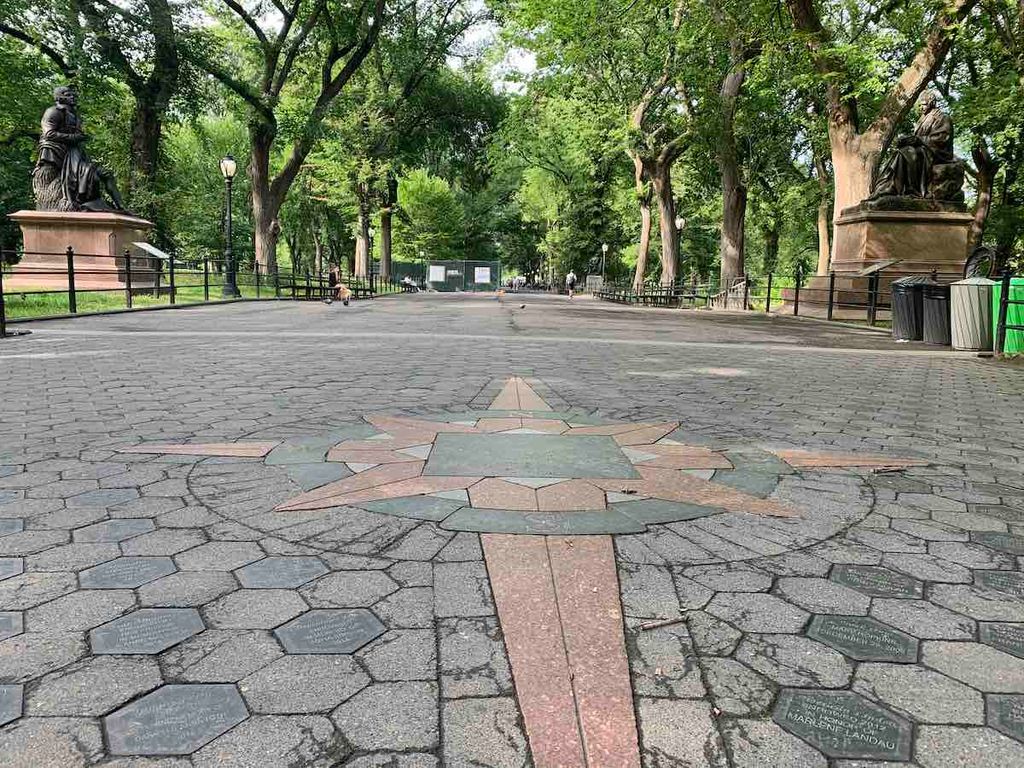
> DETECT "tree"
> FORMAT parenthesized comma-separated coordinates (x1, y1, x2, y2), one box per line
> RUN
(187, 0, 385, 273)
(785, 0, 980, 248)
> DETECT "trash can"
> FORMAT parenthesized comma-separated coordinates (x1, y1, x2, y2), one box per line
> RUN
(891, 275, 933, 341)
(923, 281, 951, 345)
(993, 277, 1024, 355)
(951, 277, 995, 351)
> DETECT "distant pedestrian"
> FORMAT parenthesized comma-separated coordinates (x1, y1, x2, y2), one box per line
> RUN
(566, 270, 578, 299)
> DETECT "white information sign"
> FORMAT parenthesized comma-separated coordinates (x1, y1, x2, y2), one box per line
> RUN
(428, 265, 446, 283)
(474, 267, 492, 284)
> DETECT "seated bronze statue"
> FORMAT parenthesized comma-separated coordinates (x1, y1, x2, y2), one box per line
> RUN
(32, 85, 127, 213)
(869, 90, 965, 205)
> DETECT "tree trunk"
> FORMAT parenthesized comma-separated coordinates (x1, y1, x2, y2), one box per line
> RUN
(354, 186, 371, 277)
(379, 174, 397, 279)
(250, 122, 281, 274)
(763, 223, 780, 274)
(718, 37, 749, 287)
(968, 143, 997, 254)
(814, 155, 832, 275)
(651, 163, 678, 287)
(312, 225, 324, 276)
(631, 153, 653, 291)
(719, 166, 746, 286)
(828, 129, 880, 261)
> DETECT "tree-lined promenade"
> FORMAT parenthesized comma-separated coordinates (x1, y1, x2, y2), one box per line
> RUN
(1, 1, 1021, 287)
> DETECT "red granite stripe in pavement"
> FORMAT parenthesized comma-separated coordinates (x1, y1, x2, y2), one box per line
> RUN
(771, 449, 930, 469)
(548, 535, 640, 768)
(482, 534, 586, 768)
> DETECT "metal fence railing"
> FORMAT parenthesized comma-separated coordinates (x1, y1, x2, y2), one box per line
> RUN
(0, 247, 413, 335)
(594, 279, 718, 308)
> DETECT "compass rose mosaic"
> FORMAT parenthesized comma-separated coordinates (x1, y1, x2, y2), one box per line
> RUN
(117, 376, 930, 767)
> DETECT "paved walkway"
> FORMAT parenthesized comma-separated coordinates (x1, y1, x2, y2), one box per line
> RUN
(1, 293, 1023, 767)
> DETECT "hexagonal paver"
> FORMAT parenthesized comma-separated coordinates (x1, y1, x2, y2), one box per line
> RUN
(79, 556, 177, 589)
(275, 609, 385, 654)
(0, 612, 23, 641)
(773, 689, 911, 761)
(923, 641, 1024, 692)
(175, 542, 264, 571)
(831, 564, 923, 599)
(0, 519, 24, 536)
(300, 571, 399, 608)
(73, 519, 155, 543)
(104, 684, 248, 755)
(0, 558, 24, 582)
(0, 685, 22, 727)
(736, 634, 853, 688)
(204, 589, 307, 629)
(705, 593, 809, 633)
(775, 577, 870, 616)
(854, 663, 984, 725)
(235, 556, 327, 589)
(90, 608, 205, 654)
(807, 615, 918, 662)
(240, 655, 369, 713)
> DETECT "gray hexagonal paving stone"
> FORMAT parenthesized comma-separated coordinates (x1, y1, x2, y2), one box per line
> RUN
(332, 681, 439, 751)
(870, 598, 976, 640)
(0, 557, 23, 581)
(916, 724, 1024, 767)
(235, 556, 327, 589)
(175, 541, 264, 571)
(0, 612, 22, 641)
(204, 589, 307, 629)
(300, 571, 399, 608)
(79, 556, 177, 589)
(981, 623, 1024, 660)
(0, 519, 24, 536)
(774, 577, 870, 616)
(275, 609, 386, 654)
(854, 663, 984, 725)
(240, 655, 369, 713)
(988, 694, 1024, 744)
(26, 655, 163, 716)
(104, 683, 248, 755)
(0, 684, 22, 727)
(706, 593, 809, 633)
(973, 531, 1024, 555)
(73, 518, 155, 543)
(90, 608, 205, 654)
(736, 634, 853, 688)
(191, 713, 345, 768)
(831, 564, 923, 598)
(807, 615, 918, 662)
(931, 583, 1024, 622)
(773, 689, 911, 761)
(923, 641, 1024, 692)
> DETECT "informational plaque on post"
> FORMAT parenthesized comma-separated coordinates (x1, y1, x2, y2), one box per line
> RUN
(428, 265, 446, 282)
(474, 267, 491, 284)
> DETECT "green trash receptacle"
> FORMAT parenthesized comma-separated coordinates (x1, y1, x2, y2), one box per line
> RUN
(951, 277, 995, 351)
(993, 277, 1024, 355)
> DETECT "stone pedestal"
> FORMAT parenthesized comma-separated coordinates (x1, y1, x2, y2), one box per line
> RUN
(5, 210, 157, 290)
(781, 205, 973, 319)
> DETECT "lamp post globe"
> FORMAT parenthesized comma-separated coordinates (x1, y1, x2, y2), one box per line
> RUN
(220, 155, 241, 298)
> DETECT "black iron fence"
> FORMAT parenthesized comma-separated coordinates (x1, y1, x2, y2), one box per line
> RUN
(0, 247, 412, 336)
(594, 279, 718, 308)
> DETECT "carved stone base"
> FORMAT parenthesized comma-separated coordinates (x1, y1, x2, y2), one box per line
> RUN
(5, 210, 157, 290)
(831, 206, 973, 280)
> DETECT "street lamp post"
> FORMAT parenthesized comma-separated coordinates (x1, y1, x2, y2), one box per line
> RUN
(674, 215, 685, 286)
(601, 243, 609, 280)
(219, 155, 240, 298)
(367, 226, 375, 290)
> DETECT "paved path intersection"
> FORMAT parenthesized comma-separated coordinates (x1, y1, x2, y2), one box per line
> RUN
(1, 294, 1023, 767)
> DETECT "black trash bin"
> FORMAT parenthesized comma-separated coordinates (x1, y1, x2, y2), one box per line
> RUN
(923, 281, 952, 345)
(891, 275, 933, 341)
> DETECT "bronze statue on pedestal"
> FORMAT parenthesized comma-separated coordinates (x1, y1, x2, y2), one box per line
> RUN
(32, 86, 127, 213)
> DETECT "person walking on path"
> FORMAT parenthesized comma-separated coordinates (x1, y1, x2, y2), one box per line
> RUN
(566, 270, 578, 299)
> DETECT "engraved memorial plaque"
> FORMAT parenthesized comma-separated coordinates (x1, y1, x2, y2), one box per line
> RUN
(773, 689, 912, 760)
(275, 608, 385, 654)
(80, 557, 177, 589)
(0, 685, 22, 727)
(91, 608, 204, 654)
(976, 571, 1024, 599)
(989, 694, 1024, 744)
(831, 565, 923, 599)
(104, 684, 247, 755)
(808, 615, 918, 662)
(973, 532, 1024, 556)
(980, 623, 1024, 660)
(0, 612, 23, 641)
(0, 558, 23, 582)
(0, 519, 24, 536)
